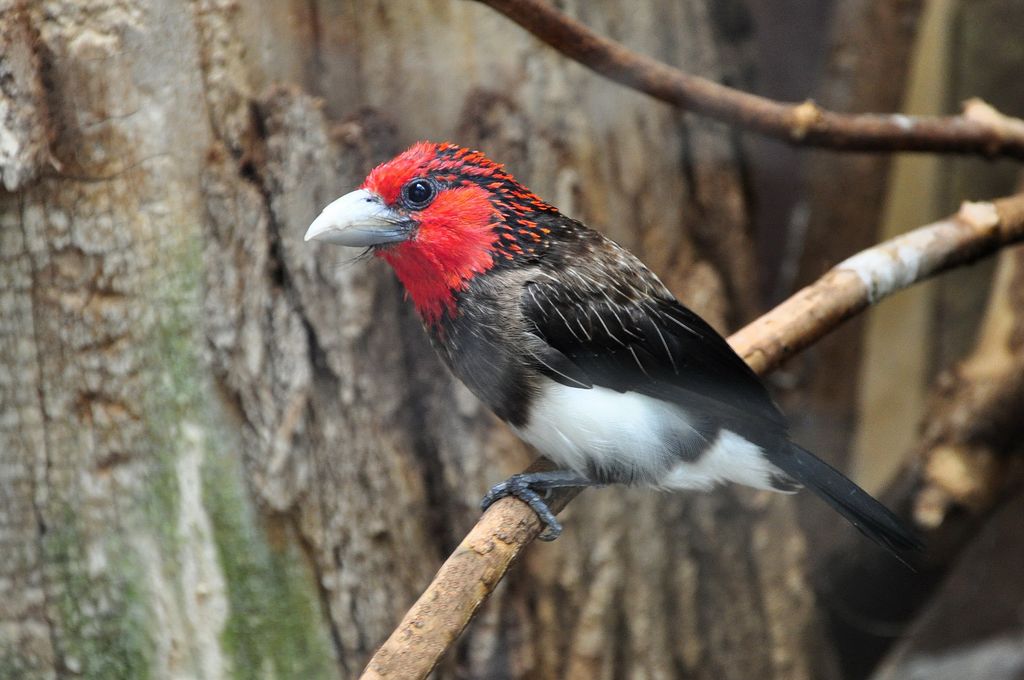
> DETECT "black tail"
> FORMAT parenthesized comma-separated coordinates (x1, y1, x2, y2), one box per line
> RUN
(768, 442, 923, 561)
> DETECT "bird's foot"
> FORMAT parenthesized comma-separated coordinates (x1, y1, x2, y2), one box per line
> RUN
(480, 470, 591, 541)
(481, 475, 563, 540)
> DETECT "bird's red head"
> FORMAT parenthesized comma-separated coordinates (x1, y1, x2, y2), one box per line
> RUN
(305, 142, 559, 325)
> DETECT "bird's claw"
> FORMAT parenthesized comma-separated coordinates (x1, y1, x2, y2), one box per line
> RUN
(480, 474, 564, 541)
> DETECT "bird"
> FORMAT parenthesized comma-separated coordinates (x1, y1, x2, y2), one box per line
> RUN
(304, 141, 921, 559)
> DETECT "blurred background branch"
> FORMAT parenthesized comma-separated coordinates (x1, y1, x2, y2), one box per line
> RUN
(474, 0, 1024, 159)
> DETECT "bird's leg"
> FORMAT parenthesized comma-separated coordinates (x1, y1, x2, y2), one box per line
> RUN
(480, 470, 594, 541)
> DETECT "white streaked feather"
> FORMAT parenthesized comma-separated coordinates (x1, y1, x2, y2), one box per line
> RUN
(594, 311, 625, 346)
(650, 321, 678, 374)
(662, 312, 697, 336)
(552, 304, 578, 339)
(530, 350, 590, 389)
(627, 346, 650, 377)
(526, 286, 548, 318)
(574, 315, 592, 341)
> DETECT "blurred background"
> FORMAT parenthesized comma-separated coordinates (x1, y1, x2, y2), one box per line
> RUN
(1, 0, 1022, 678)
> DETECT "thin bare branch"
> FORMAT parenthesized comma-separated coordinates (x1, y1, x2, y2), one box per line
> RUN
(471, 0, 1024, 160)
(731, 198, 1024, 372)
(359, 193, 1024, 679)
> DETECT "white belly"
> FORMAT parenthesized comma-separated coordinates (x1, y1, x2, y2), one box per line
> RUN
(511, 379, 785, 492)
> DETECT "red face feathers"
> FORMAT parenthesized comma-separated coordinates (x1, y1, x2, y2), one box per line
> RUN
(306, 142, 559, 325)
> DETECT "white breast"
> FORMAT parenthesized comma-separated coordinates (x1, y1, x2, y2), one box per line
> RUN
(511, 378, 786, 492)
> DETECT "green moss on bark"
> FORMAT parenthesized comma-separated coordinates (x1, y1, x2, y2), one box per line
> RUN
(44, 514, 155, 680)
(202, 449, 339, 680)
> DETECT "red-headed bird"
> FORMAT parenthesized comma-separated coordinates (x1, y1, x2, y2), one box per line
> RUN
(305, 142, 919, 558)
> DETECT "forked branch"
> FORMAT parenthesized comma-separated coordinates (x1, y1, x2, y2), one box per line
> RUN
(472, 0, 1024, 160)
(359, 193, 1024, 679)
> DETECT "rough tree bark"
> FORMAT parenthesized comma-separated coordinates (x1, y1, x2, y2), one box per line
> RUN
(0, 1, 955, 679)
(1, 2, 338, 678)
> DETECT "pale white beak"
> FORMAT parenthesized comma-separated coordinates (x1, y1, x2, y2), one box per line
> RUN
(304, 189, 410, 247)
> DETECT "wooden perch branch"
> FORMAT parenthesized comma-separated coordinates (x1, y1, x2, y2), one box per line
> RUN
(471, 0, 1024, 160)
(729, 198, 1024, 373)
(360, 193, 1024, 679)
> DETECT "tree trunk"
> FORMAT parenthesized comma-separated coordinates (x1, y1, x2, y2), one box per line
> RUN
(1, 2, 339, 677)
(1, 1, 893, 678)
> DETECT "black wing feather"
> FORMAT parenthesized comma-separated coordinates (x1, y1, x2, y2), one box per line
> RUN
(521, 275, 785, 433)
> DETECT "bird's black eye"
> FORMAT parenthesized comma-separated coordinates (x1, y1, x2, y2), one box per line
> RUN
(403, 179, 436, 209)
